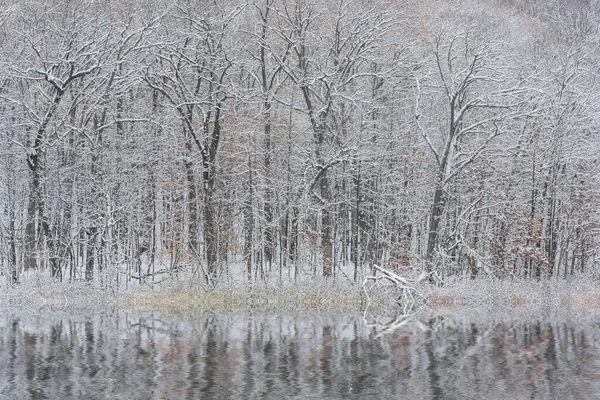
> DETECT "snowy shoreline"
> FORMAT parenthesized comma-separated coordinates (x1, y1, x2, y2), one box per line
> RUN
(1, 277, 599, 313)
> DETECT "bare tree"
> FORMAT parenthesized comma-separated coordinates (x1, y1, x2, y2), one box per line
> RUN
(415, 32, 527, 279)
(274, 0, 399, 277)
(144, 1, 244, 283)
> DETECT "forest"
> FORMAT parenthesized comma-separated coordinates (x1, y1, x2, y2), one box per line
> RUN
(0, 0, 598, 289)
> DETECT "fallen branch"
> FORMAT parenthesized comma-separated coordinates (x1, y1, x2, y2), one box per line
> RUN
(363, 264, 427, 314)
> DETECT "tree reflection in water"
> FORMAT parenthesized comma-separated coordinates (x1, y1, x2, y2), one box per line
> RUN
(0, 309, 597, 399)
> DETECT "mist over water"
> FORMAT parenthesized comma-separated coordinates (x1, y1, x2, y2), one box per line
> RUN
(0, 308, 598, 399)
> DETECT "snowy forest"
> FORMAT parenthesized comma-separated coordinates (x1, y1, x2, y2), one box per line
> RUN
(0, 0, 598, 288)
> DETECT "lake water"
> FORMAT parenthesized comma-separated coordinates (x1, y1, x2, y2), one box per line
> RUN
(0, 308, 599, 399)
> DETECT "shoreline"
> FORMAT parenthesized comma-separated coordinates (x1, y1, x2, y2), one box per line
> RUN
(1, 277, 600, 313)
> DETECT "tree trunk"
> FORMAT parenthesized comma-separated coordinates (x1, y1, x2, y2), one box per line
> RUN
(185, 135, 198, 254)
(320, 168, 333, 277)
(426, 185, 445, 269)
(86, 227, 96, 281)
(8, 209, 17, 283)
(244, 149, 254, 282)
(351, 170, 361, 282)
(24, 184, 38, 271)
(204, 175, 218, 283)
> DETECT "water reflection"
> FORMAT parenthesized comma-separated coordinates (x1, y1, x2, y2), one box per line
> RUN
(0, 309, 599, 399)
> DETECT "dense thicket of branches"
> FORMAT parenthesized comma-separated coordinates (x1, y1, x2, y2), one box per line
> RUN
(0, 0, 598, 287)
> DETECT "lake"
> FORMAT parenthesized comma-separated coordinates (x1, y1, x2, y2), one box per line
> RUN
(0, 307, 598, 399)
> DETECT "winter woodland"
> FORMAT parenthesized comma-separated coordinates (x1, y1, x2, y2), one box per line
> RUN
(0, 0, 598, 288)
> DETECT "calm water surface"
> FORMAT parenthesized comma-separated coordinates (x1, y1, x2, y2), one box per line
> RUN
(0, 308, 599, 399)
